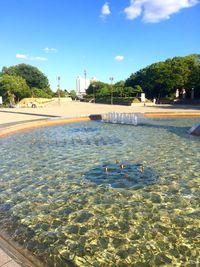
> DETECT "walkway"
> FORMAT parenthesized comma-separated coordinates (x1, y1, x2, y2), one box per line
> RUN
(1, 101, 200, 127)
(0, 248, 21, 267)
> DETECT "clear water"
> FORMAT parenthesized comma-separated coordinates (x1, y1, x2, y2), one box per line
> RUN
(0, 118, 199, 266)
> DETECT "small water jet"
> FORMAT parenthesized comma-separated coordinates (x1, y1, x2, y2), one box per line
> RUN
(31, 138, 36, 144)
(84, 161, 158, 189)
(101, 112, 145, 125)
(40, 138, 45, 144)
(104, 167, 108, 174)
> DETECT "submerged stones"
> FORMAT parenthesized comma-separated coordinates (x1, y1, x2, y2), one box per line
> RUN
(154, 252, 172, 265)
(75, 211, 94, 223)
(30, 136, 122, 148)
(64, 225, 79, 235)
(84, 161, 158, 189)
(112, 238, 126, 248)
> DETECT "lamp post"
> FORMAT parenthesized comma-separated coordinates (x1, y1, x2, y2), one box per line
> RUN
(91, 77, 96, 103)
(57, 76, 61, 103)
(191, 88, 194, 100)
(92, 84, 96, 103)
(109, 77, 114, 105)
(84, 69, 87, 93)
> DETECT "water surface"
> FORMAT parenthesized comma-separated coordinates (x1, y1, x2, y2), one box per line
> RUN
(0, 118, 199, 266)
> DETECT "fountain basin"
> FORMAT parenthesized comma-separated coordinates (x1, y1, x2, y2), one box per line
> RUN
(0, 117, 199, 266)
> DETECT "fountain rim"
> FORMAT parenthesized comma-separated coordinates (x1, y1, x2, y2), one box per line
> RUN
(0, 232, 43, 267)
(0, 116, 93, 138)
(0, 112, 200, 138)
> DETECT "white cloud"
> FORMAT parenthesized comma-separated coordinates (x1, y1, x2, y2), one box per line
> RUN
(16, 54, 27, 59)
(115, 55, 124, 61)
(124, 0, 199, 23)
(100, 2, 111, 19)
(102, 2, 111, 15)
(16, 52, 48, 61)
(43, 47, 58, 53)
(30, 56, 48, 61)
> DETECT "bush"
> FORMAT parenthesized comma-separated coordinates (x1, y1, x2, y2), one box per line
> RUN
(32, 88, 52, 98)
(94, 97, 141, 105)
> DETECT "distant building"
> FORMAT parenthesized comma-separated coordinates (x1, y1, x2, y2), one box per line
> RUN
(76, 76, 90, 98)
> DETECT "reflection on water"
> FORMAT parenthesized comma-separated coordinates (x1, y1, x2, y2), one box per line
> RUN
(0, 118, 199, 266)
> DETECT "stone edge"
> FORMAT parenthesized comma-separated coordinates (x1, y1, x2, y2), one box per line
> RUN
(0, 117, 91, 138)
(0, 233, 41, 267)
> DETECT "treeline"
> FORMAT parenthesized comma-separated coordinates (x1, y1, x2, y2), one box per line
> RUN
(86, 80, 143, 105)
(125, 54, 200, 99)
(87, 81, 143, 97)
(1, 54, 199, 105)
(86, 54, 200, 101)
(0, 64, 53, 104)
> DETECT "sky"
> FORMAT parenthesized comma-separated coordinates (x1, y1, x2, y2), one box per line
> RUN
(0, 0, 200, 91)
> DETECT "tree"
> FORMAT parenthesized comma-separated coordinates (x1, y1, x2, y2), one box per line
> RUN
(1, 64, 52, 96)
(69, 90, 77, 99)
(123, 87, 134, 97)
(0, 75, 31, 103)
(125, 54, 200, 99)
(188, 64, 200, 97)
(86, 81, 110, 97)
(32, 88, 52, 98)
(113, 81, 125, 97)
(52, 89, 69, 98)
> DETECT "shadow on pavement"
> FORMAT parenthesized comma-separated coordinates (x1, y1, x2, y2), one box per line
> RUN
(148, 104, 200, 110)
(0, 110, 58, 118)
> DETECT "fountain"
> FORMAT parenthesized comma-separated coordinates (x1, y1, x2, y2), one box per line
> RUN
(101, 112, 145, 125)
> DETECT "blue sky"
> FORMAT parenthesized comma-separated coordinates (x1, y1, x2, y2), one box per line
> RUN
(0, 0, 199, 91)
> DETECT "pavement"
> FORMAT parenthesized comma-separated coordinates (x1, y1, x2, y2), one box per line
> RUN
(1, 101, 200, 127)
(0, 249, 20, 267)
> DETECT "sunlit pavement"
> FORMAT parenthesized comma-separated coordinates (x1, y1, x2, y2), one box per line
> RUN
(1, 101, 200, 127)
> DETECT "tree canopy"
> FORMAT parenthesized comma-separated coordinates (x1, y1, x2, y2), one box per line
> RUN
(125, 54, 200, 99)
(2, 64, 50, 90)
(85, 54, 200, 104)
(86, 80, 143, 98)
(0, 64, 53, 103)
(0, 75, 31, 104)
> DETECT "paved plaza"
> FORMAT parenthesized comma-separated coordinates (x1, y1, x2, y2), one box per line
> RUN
(1, 101, 200, 127)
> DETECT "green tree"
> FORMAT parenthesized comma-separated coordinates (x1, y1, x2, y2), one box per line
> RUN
(113, 81, 125, 97)
(188, 64, 200, 97)
(53, 89, 69, 98)
(123, 87, 134, 97)
(32, 88, 52, 98)
(0, 75, 31, 103)
(1, 64, 52, 97)
(125, 54, 200, 99)
(69, 90, 77, 99)
(86, 81, 110, 97)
